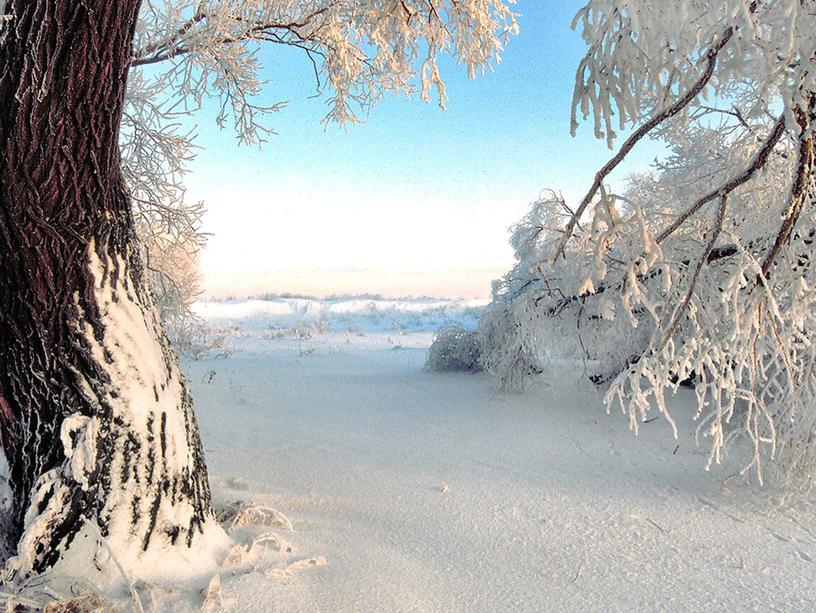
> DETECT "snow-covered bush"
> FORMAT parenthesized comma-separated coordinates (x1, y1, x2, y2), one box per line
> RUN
(426, 326, 483, 373)
(458, 0, 816, 491)
(476, 298, 545, 392)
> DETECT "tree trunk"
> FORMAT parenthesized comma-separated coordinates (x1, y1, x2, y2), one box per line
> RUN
(0, 0, 217, 578)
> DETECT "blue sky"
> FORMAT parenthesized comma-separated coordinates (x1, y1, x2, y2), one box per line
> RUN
(186, 0, 665, 298)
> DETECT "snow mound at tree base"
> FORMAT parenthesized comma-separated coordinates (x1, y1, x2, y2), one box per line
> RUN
(6, 520, 231, 609)
(1, 500, 325, 611)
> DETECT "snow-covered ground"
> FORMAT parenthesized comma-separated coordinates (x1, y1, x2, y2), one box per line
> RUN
(179, 296, 816, 611)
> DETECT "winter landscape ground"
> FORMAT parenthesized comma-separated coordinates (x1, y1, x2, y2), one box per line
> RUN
(147, 296, 816, 611)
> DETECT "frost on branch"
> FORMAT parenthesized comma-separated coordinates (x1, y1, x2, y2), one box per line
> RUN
(460, 1, 816, 492)
(132, 0, 518, 135)
(121, 67, 211, 355)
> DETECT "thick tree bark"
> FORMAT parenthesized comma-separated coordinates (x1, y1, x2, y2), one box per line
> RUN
(0, 0, 216, 577)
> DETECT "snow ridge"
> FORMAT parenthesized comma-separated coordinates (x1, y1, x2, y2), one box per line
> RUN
(194, 295, 486, 335)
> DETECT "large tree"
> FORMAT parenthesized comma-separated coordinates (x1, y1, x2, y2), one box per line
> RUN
(0, 0, 516, 577)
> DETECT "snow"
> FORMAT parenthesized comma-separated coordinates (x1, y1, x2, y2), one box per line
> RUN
(194, 295, 486, 335)
(59, 414, 99, 491)
(164, 297, 816, 611)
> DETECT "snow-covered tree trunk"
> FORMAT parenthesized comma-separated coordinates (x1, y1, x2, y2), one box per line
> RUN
(0, 0, 216, 577)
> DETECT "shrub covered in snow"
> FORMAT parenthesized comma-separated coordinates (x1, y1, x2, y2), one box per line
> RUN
(426, 326, 483, 373)
(477, 300, 546, 392)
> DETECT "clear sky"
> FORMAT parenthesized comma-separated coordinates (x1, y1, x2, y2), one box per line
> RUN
(186, 0, 664, 299)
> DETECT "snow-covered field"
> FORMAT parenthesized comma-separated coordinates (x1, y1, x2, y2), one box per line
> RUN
(180, 296, 816, 611)
(194, 294, 486, 343)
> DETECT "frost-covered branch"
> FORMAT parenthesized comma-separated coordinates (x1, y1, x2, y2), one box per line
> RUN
(761, 94, 816, 278)
(552, 18, 741, 261)
(131, 0, 518, 138)
(654, 114, 787, 244)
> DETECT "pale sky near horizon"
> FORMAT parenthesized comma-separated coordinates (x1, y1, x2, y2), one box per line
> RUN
(186, 0, 665, 299)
